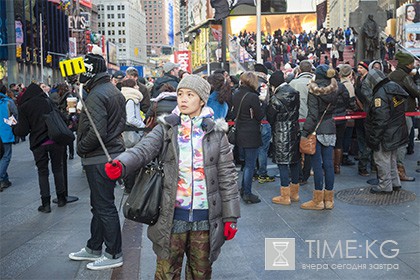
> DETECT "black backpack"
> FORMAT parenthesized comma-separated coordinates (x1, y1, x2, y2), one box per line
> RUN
(44, 99, 75, 145)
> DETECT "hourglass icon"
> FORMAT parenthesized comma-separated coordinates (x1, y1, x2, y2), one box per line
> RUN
(272, 241, 289, 266)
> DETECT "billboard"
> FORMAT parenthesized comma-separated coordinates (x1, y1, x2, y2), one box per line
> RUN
(397, 3, 420, 56)
(230, 0, 316, 15)
(174, 50, 192, 73)
(107, 41, 118, 65)
(226, 13, 317, 36)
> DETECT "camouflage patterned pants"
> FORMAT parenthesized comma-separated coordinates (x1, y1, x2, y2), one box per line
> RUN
(155, 230, 212, 280)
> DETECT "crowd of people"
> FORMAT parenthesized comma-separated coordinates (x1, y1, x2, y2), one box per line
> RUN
(0, 37, 419, 277)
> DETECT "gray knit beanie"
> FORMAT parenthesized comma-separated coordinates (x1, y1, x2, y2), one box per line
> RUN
(177, 74, 211, 104)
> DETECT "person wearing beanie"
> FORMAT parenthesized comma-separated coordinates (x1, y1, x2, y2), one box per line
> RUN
(69, 51, 126, 270)
(266, 70, 301, 206)
(151, 62, 180, 99)
(289, 60, 315, 185)
(388, 51, 419, 181)
(104, 74, 240, 278)
(301, 64, 338, 210)
(354, 59, 374, 177)
(364, 69, 409, 193)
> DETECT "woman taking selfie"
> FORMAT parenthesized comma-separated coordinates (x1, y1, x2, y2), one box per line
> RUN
(104, 74, 240, 279)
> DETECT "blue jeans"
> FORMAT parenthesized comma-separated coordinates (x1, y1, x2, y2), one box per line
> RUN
(311, 141, 334, 191)
(257, 123, 271, 176)
(84, 163, 122, 258)
(278, 162, 300, 187)
(0, 143, 12, 182)
(242, 148, 259, 195)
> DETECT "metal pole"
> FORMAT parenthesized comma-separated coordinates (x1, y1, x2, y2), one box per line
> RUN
(6, 0, 17, 84)
(206, 31, 211, 76)
(40, 13, 44, 83)
(256, 0, 262, 63)
(221, 18, 228, 72)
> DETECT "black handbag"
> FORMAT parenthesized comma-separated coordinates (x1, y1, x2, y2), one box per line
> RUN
(123, 138, 169, 225)
(228, 93, 250, 144)
(44, 99, 75, 145)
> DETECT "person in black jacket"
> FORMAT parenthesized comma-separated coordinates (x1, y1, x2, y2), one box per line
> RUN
(364, 69, 409, 193)
(388, 52, 418, 181)
(150, 62, 180, 98)
(301, 65, 338, 210)
(68, 52, 126, 270)
(232, 71, 266, 204)
(12, 83, 67, 212)
(332, 77, 350, 174)
(267, 71, 301, 205)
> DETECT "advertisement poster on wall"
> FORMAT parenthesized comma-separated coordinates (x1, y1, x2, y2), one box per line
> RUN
(174, 50, 192, 73)
(397, 3, 420, 56)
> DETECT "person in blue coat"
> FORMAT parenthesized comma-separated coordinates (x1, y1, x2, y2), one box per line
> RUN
(0, 85, 18, 191)
(207, 73, 231, 119)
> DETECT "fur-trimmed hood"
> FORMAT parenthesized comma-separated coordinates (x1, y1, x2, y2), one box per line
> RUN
(157, 113, 228, 133)
(308, 78, 338, 95)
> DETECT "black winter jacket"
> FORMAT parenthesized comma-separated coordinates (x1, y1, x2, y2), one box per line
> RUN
(151, 74, 179, 98)
(333, 81, 350, 124)
(388, 66, 420, 112)
(77, 73, 126, 164)
(13, 83, 55, 151)
(146, 95, 177, 119)
(302, 78, 338, 137)
(232, 85, 265, 148)
(267, 83, 301, 164)
(365, 79, 409, 151)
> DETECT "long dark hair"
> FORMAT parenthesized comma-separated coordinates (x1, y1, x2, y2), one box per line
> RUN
(207, 73, 231, 104)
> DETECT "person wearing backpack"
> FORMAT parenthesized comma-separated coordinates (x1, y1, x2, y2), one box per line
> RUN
(12, 83, 67, 211)
(0, 85, 17, 191)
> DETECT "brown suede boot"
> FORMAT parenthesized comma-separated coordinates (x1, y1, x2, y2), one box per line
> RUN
(300, 190, 324, 210)
(290, 183, 300, 202)
(334, 149, 342, 174)
(272, 187, 291, 205)
(397, 164, 415, 181)
(324, 190, 334, 210)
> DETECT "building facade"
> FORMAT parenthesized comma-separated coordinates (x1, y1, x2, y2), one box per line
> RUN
(96, 0, 147, 66)
(141, 0, 180, 57)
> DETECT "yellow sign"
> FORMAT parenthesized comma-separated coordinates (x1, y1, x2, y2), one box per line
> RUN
(46, 54, 52, 64)
(16, 46, 22, 58)
(59, 57, 86, 77)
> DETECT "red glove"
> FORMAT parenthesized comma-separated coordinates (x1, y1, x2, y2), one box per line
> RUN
(105, 160, 123, 180)
(224, 222, 238, 240)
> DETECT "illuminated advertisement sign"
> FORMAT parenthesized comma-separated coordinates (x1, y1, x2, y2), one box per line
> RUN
(174, 50, 192, 73)
(226, 13, 317, 36)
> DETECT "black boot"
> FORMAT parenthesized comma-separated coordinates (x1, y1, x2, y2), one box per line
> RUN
(38, 196, 51, 213)
(57, 193, 67, 207)
(341, 154, 355, 166)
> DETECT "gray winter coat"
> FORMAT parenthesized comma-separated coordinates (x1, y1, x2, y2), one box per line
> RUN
(116, 113, 240, 263)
